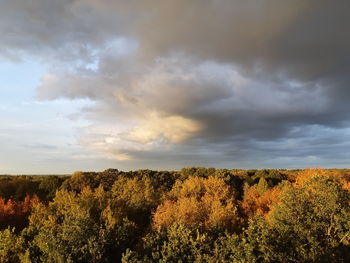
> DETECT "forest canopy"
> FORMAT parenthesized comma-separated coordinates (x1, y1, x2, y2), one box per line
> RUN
(1, 167, 350, 262)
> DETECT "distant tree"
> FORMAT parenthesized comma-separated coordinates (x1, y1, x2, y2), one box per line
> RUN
(38, 176, 64, 201)
(213, 169, 246, 199)
(295, 168, 327, 186)
(252, 169, 269, 181)
(0, 177, 39, 201)
(179, 167, 216, 180)
(268, 170, 284, 180)
(61, 171, 99, 193)
(94, 169, 120, 191)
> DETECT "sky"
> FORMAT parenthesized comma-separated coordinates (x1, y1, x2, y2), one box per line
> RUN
(1, 0, 350, 174)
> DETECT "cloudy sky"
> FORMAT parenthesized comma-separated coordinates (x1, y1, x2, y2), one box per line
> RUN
(1, 0, 350, 174)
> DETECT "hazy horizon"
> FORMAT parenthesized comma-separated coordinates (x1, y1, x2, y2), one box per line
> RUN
(1, 0, 350, 174)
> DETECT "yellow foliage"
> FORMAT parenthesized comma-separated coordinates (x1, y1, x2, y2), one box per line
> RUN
(295, 168, 327, 186)
(295, 168, 350, 193)
(341, 180, 350, 192)
(112, 176, 159, 210)
(153, 176, 239, 232)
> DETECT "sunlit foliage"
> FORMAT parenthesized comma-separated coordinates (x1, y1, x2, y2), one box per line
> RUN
(242, 184, 282, 218)
(153, 176, 240, 232)
(111, 175, 160, 227)
(1, 168, 350, 262)
(243, 176, 350, 262)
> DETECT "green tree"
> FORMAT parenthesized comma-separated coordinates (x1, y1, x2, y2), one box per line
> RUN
(179, 167, 216, 180)
(244, 176, 350, 262)
(0, 227, 26, 263)
(256, 177, 269, 195)
(61, 171, 99, 193)
(38, 176, 64, 201)
(26, 187, 138, 263)
(122, 224, 212, 263)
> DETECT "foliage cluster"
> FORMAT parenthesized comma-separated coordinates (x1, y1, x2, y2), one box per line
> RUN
(1, 168, 350, 262)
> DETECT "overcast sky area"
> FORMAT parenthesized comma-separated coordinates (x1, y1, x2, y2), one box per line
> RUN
(1, 0, 350, 174)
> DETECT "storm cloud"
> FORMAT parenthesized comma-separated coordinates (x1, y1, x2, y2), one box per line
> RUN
(2, 0, 350, 168)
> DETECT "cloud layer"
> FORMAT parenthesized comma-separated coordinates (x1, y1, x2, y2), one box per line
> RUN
(2, 0, 350, 168)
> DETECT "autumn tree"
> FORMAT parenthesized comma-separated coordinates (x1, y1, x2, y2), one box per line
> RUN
(153, 176, 240, 232)
(242, 182, 283, 218)
(243, 175, 350, 262)
(111, 176, 160, 228)
(295, 167, 327, 186)
(0, 195, 40, 231)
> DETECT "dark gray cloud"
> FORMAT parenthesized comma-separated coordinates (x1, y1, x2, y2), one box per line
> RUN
(1, 0, 350, 168)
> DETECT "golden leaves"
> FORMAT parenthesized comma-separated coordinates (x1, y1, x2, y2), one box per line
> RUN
(153, 176, 239, 232)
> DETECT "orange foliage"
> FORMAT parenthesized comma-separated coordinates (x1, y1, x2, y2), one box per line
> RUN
(295, 168, 327, 186)
(242, 186, 282, 218)
(153, 176, 239, 232)
(295, 168, 350, 193)
(0, 195, 40, 231)
(341, 180, 350, 192)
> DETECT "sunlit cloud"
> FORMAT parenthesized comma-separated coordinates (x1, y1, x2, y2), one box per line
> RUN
(1, 0, 350, 172)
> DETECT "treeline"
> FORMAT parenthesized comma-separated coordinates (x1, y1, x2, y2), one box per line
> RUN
(1, 168, 350, 262)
